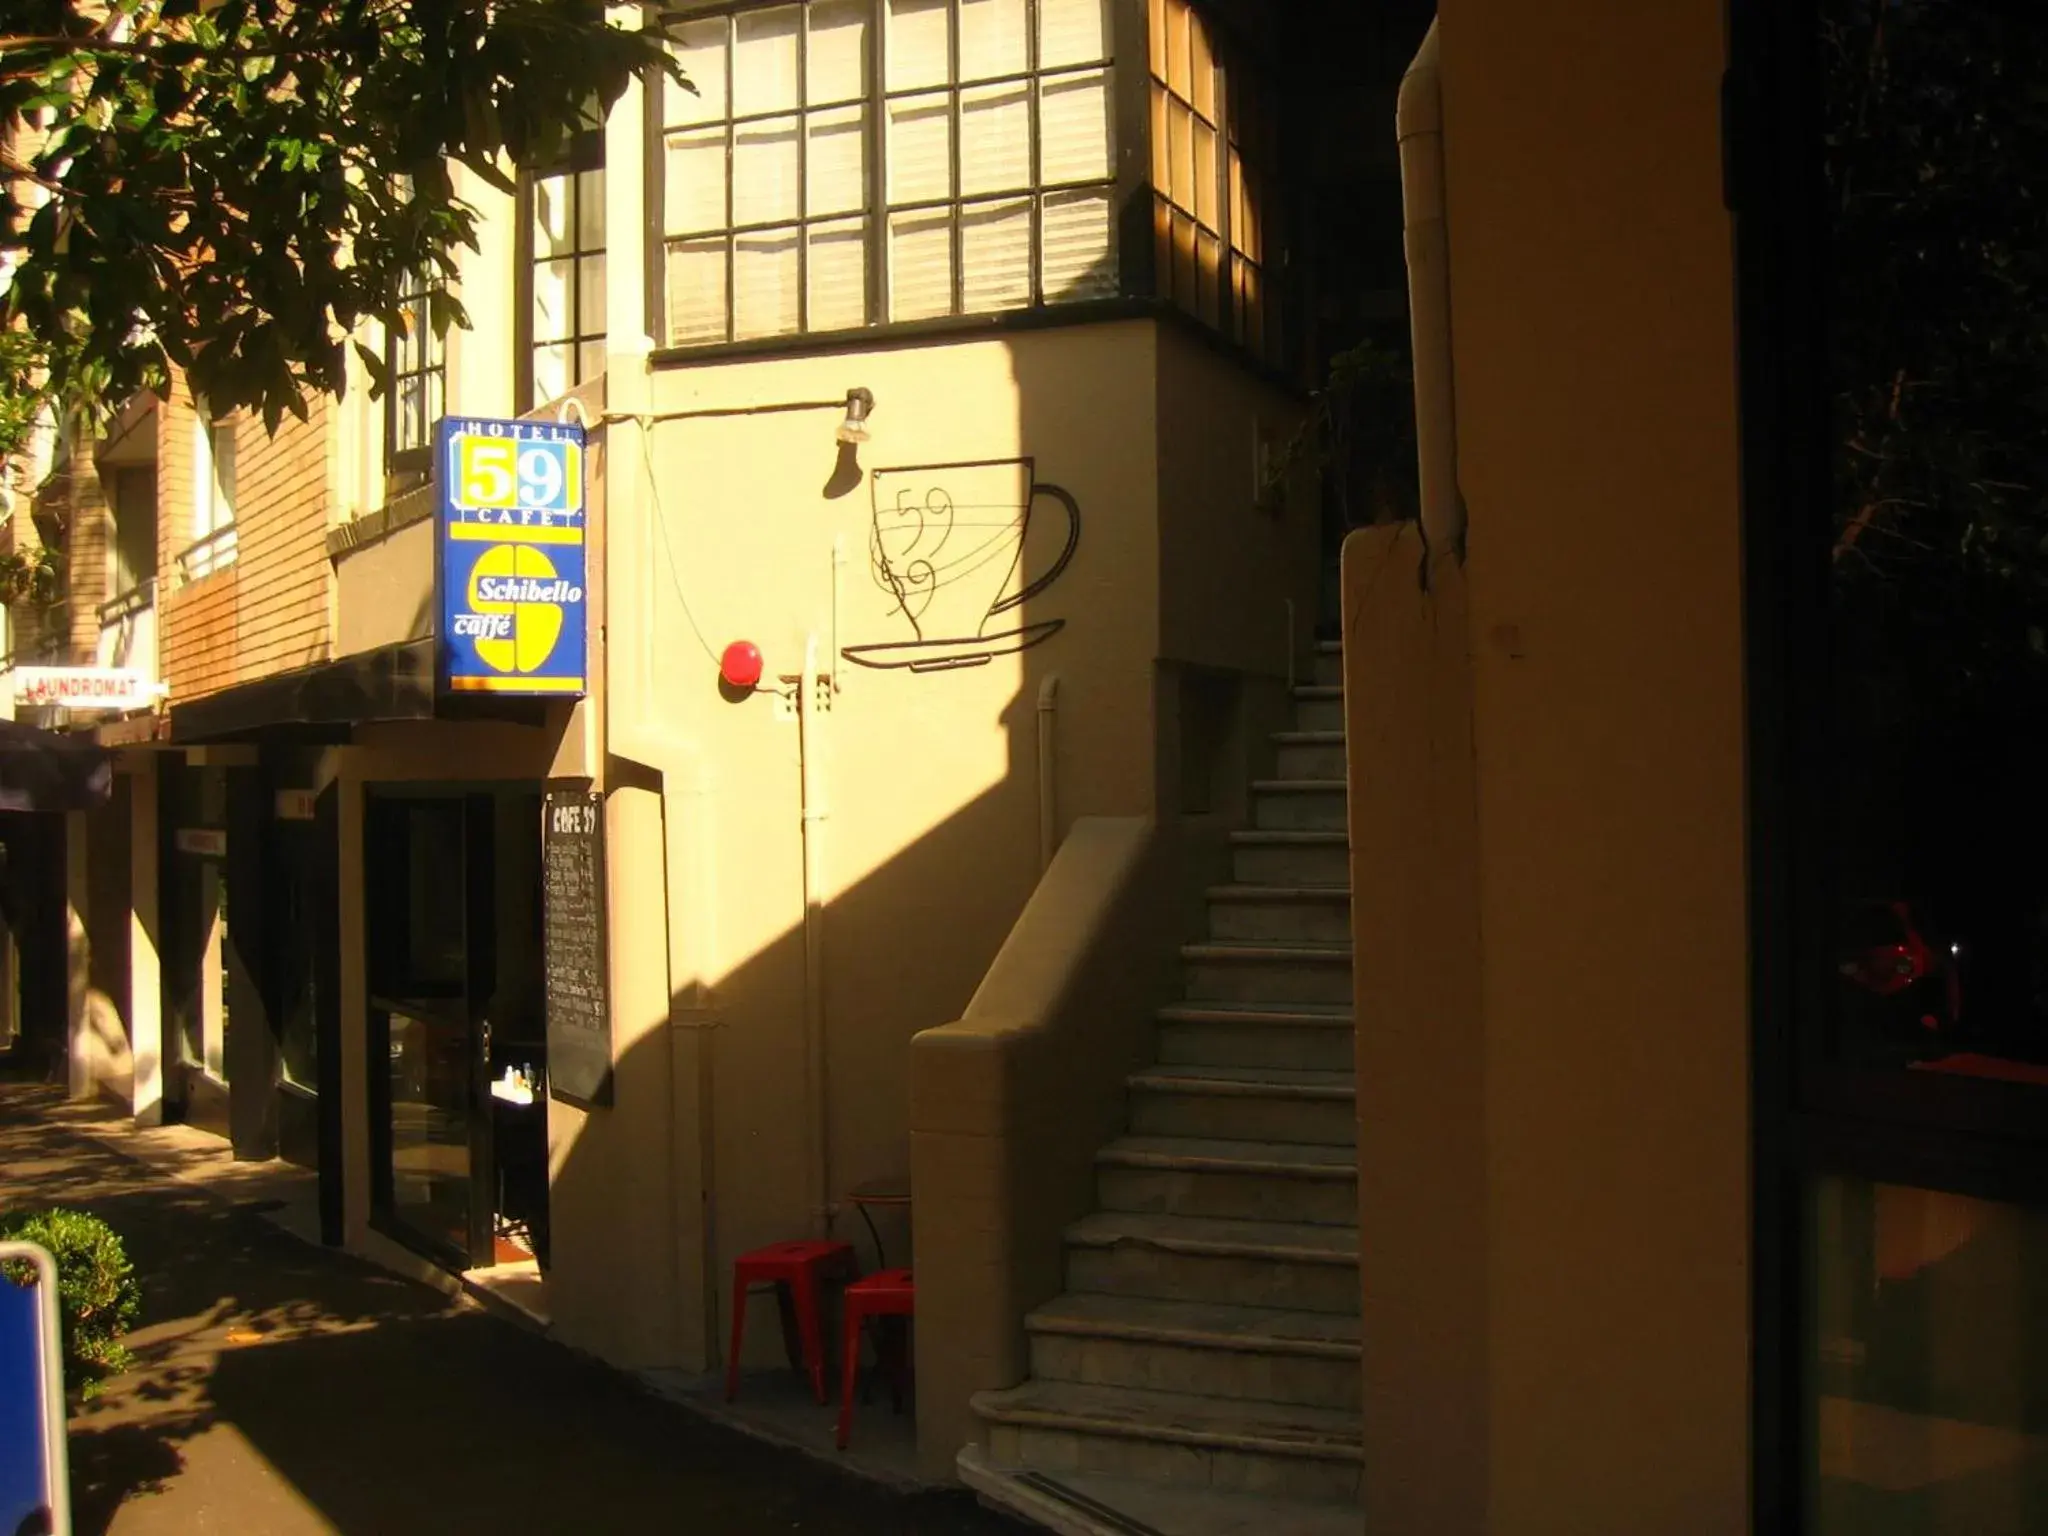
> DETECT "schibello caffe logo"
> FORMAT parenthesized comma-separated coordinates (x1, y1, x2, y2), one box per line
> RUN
(452, 548, 585, 674)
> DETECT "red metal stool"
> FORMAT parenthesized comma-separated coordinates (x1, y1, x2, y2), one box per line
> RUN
(837, 1267, 915, 1450)
(726, 1239, 856, 1405)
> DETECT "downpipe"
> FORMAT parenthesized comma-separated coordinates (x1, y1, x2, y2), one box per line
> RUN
(1400, 20, 1463, 561)
(798, 634, 834, 1236)
(1037, 675, 1060, 872)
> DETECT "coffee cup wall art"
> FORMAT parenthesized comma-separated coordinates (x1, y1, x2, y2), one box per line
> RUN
(841, 457, 1082, 674)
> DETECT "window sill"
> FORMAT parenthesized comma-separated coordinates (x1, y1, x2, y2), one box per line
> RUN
(648, 295, 1307, 399)
(327, 480, 437, 560)
(99, 580, 158, 625)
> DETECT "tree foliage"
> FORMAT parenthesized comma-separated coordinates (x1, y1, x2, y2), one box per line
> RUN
(1825, 0, 2048, 714)
(0, 0, 682, 453)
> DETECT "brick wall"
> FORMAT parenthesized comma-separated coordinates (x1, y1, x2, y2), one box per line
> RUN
(161, 568, 239, 699)
(155, 374, 334, 701)
(65, 442, 109, 659)
(230, 398, 332, 678)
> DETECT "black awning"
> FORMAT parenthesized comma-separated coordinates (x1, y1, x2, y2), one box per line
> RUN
(0, 718, 113, 813)
(166, 637, 554, 744)
(169, 639, 438, 743)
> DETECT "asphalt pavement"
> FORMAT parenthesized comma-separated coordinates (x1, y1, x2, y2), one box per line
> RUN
(0, 1086, 1028, 1536)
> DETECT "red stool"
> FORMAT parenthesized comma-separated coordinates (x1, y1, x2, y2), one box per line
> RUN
(726, 1239, 856, 1405)
(837, 1267, 915, 1449)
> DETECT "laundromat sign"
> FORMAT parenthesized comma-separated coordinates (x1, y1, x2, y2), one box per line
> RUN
(435, 416, 588, 698)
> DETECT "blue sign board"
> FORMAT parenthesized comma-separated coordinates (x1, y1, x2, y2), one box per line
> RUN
(0, 1243, 67, 1536)
(436, 416, 589, 698)
(0, 1274, 46, 1534)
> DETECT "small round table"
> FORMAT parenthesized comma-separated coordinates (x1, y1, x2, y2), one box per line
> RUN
(843, 1175, 911, 1270)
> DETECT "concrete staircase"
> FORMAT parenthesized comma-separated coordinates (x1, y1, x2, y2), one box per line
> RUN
(962, 642, 1359, 1536)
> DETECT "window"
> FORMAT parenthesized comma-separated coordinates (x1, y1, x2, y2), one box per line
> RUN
(521, 133, 608, 410)
(387, 268, 446, 466)
(657, 0, 1118, 346)
(1149, 0, 1279, 365)
(108, 466, 157, 599)
(183, 409, 237, 579)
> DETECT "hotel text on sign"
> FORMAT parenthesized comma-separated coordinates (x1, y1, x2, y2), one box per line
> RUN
(436, 417, 589, 698)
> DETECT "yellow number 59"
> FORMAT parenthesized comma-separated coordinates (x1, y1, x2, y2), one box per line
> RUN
(459, 438, 516, 508)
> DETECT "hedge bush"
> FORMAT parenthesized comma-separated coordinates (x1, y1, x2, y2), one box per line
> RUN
(0, 1208, 140, 1398)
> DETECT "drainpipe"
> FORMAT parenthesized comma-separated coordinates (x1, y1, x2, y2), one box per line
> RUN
(798, 633, 834, 1236)
(1036, 675, 1060, 872)
(1399, 20, 1462, 558)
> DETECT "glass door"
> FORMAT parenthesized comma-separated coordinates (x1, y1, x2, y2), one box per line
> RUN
(367, 791, 498, 1270)
(1735, 0, 2048, 1527)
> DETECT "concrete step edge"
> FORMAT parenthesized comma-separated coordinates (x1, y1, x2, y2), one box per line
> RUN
(1205, 884, 1351, 903)
(1181, 943, 1353, 965)
(1156, 1004, 1354, 1027)
(1097, 1140, 1359, 1181)
(1127, 1069, 1354, 1103)
(956, 1447, 1134, 1536)
(1228, 830, 1348, 846)
(1249, 780, 1348, 794)
(1025, 1299, 1361, 1360)
(971, 1384, 1364, 1463)
(1065, 1214, 1359, 1266)
(959, 1447, 1367, 1536)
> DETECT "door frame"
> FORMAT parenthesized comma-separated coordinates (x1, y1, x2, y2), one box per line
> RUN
(363, 785, 500, 1272)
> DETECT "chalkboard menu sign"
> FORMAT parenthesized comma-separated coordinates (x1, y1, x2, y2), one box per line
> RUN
(543, 788, 612, 1107)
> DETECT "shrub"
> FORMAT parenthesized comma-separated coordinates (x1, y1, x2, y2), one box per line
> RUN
(0, 1208, 141, 1399)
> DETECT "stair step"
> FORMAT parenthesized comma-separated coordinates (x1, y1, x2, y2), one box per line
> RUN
(1250, 780, 1347, 832)
(1156, 1004, 1355, 1073)
(1272, 730, 1346, 781)
(972, 1379, 1362, 1504)
(1181, 942, 1352, 1006)
(1027, 1294, 1362, 1410)
(1229, 830, 1349, 888)
(959, 1447, 1366, 1536)
(1128, 1065, 1355, 1146)
(1292, 686, 1345, 733)
(1097, 1135, 1358, 1227)
(1065, 1210, 1359, 1315)
(1311, 642, 1343, 687)
(1206, 885, 1351, 945)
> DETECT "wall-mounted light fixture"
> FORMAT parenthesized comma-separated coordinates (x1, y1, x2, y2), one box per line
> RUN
(837, 388, 875, 446)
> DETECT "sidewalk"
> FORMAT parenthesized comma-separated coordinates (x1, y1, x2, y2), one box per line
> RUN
(0, 1085, 1024, 1536)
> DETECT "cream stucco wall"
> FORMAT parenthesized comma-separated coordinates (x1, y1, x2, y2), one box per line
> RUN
(1350, 0, 1750, 1530)
(600, 325, 1163, 1372)
(564, 313, 1315, 1380)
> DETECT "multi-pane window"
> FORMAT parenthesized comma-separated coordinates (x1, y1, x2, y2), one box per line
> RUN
(523, 141, 608, 409)
(387, 269, 446, 464)
(658, 0, 1118, 347)
(1149, 0, 1278, 365)
(184, 409, 237, 579)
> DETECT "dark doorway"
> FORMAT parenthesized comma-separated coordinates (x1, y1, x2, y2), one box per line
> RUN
(366, 786, 548, 1273)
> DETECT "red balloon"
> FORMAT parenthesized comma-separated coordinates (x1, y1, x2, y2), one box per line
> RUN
(720, 640, 764, 691)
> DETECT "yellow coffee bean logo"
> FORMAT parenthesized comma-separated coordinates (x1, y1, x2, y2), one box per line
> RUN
(468, 545, 567, 674)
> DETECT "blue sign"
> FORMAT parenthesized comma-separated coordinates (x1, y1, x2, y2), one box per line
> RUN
(436, 416, 589, 697)
(0, 1243, 67, 1536)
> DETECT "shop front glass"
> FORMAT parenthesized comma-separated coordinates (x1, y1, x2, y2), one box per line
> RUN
(1793, 2, 2048, 1528)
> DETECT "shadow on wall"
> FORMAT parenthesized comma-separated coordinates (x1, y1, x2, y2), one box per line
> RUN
(543, 666, 1060, 1377)
(540, 310, 1280, 1380)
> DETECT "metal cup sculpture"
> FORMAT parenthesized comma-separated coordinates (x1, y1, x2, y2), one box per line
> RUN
(841, 457, 1080, 673)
